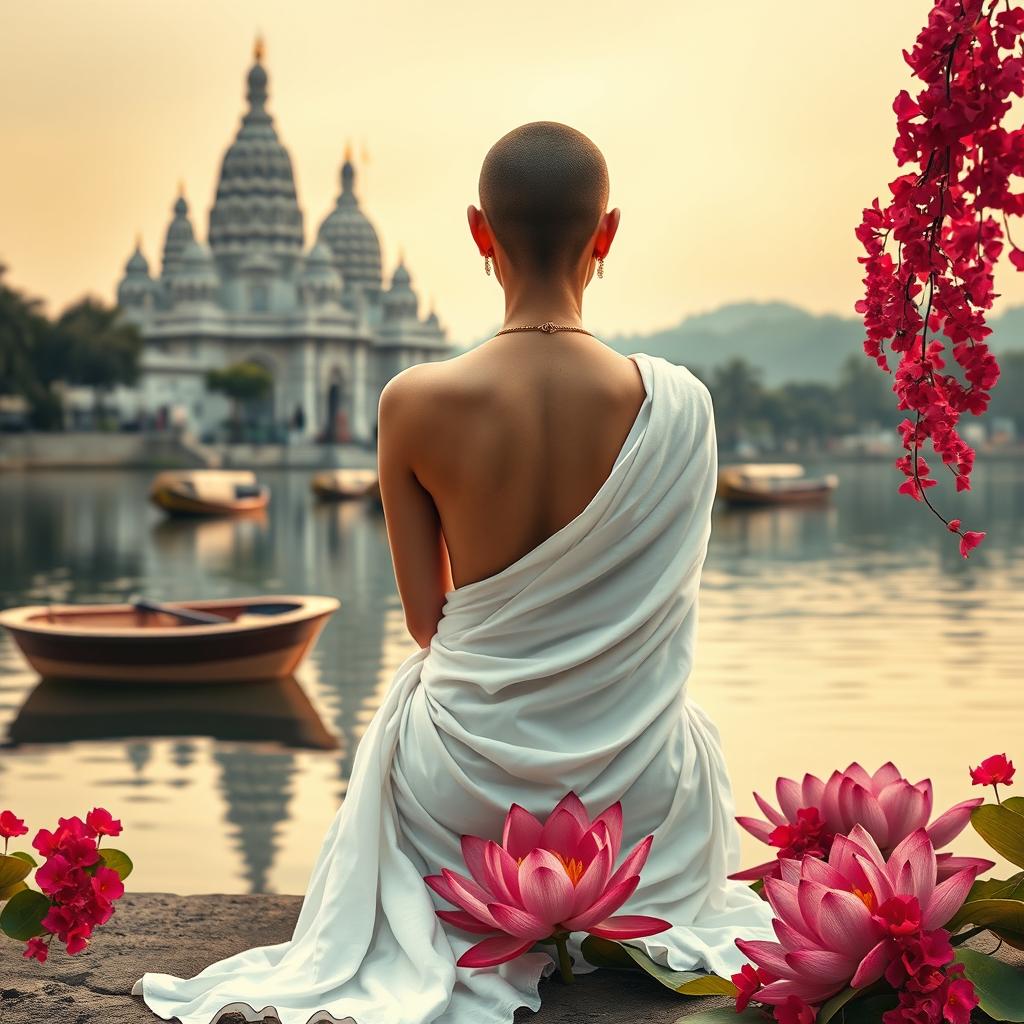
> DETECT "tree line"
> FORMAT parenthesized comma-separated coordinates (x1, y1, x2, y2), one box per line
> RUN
(0, 264, 141, 428)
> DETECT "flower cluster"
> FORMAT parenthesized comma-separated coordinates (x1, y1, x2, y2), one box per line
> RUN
(732, 762, 985, 884)
(731, 826, 990, 1023)
(856, 0, 1024, 552)
(0, 808, 129, 964)
(424, 792, 669, 981)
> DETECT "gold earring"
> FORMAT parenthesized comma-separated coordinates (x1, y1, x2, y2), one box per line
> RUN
(597, 256, 605, 279)
(484, 254, 492, 276)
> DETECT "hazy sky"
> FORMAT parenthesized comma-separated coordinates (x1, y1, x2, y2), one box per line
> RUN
(5, 0, 1024, 345)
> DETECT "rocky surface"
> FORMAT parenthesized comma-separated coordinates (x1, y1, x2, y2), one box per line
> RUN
(0, 893, 728, 1023)
(2, 893, 1019, 1023)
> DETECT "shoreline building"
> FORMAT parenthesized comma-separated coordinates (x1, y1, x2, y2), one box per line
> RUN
(114, 41, 449, 443)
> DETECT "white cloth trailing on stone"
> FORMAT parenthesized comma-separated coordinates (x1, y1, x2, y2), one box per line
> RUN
(131, 352, 774, 1024)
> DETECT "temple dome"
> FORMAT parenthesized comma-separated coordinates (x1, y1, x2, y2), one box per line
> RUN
(207, 41, 304, 266)
(299, 241, 343, 306)
(118, 240, 157, 308)
(382, 257, 418, 321)
(126, 243, 149, 276)
(161, 190, 195, 277)
(316, 154, 383, 293)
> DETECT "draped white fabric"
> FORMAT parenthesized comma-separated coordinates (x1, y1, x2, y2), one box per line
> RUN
(132, 352, 774, 1024)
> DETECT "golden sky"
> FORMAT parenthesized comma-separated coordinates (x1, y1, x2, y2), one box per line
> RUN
(4, 0, 1024, 344)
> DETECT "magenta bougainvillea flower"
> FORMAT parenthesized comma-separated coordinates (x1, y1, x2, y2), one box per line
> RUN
(733, 825, 991, 1014)
(732, 763, 984, 883)
(0, 808, 131, 963)
(425, 792, 669, 977)
(856, 0, 1024, 551)
(970, 753, 1015, 789)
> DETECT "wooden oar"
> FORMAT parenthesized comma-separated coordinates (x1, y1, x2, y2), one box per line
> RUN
(131, 597, 230, 626)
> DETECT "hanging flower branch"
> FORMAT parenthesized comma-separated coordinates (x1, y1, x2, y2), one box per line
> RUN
(856, 0, 1024, 556)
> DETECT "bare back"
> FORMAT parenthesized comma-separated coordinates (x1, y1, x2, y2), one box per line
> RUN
(400, 336, 646, 589)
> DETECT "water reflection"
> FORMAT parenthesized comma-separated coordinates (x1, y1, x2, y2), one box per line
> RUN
(0, 464, 1021, 892)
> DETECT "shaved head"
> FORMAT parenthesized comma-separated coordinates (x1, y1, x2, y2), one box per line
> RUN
(478, 122, 609, 273)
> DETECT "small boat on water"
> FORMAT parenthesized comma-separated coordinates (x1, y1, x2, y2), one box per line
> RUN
(311, 468, 379, 502)
(717, 463, 839, 506)
(0, 595, 339, 684)
(150, 470, 270, 517)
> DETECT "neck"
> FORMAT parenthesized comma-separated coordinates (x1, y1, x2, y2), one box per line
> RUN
(499, 273, 585, 330)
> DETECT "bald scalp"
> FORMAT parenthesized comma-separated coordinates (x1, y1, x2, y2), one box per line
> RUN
(479, 122, 609, 273)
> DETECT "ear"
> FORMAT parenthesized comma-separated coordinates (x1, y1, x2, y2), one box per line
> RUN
(593, 208, 621, 259)
(467, 205, 494, 257)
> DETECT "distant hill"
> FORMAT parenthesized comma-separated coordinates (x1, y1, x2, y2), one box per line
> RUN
(462, 300, 1024, 385)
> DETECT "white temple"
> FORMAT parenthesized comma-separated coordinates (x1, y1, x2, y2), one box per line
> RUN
(114, 41, 449, 444)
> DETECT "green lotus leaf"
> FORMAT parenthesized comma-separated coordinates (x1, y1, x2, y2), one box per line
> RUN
(955, 947, 1024, 1021)
(971, 804, 1024, 869)
(0, 854, 32, 892)
(0, 888, 49, 940)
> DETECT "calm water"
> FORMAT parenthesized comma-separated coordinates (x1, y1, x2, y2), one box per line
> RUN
(0, 462, 1021, 893)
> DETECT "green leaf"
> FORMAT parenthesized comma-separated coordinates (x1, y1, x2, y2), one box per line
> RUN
(619, 942, 738, 995)
(1002, 796, 1024, 816)
(972, 804, 1024, 869)
(955, 947, 1024, 1020)
(0, 888, 49, 940)
(98, 848, 133, 881)
(9, 851, 37, 868)
(817, 982, 886, 1024)
(671, 1009, 764, 1024)
(0, 854, 32, 892)
(0, 880, 27, 901)
(834, 995, 900, 1024)
(579, 935, 637, 970)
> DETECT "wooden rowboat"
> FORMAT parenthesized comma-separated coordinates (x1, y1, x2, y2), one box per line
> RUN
(0, 595, 339, 684)
(311, 468, 379, 502)
(150, 470, 270, 517)
(717, 463, 839, 506)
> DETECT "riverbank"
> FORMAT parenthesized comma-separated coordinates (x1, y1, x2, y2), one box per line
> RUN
(1, 893, 729, 1023)
(2, 893, 1020, 1023)
(0, 433, 376, 471)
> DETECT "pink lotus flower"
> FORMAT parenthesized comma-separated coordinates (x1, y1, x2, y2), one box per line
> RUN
(733, 762, 985, 883)
(734, 825, 992, 1009)
(425, 792, 669, 979)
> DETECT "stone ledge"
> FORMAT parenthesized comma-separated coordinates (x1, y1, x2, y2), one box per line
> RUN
(0, 893, 727, 1024)
(2, 894, 1019, 1023)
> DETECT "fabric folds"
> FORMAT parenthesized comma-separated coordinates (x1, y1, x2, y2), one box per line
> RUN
(132, 352, 774, 1024)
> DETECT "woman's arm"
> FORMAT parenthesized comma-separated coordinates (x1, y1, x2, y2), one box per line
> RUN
(377, 370, 453, 649)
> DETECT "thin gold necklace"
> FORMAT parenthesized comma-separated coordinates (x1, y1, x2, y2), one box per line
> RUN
(494, 321, 594, 337)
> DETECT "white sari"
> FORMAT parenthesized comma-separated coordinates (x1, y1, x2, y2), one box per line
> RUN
(132, 352, 774, 1024)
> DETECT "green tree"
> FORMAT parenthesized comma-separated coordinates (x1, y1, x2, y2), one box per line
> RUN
(54, 299, 142, 425)
(206, 361, 274, 440)
(709, 358, 766, 451)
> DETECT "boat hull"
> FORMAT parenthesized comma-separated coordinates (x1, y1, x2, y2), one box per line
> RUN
(311, 470, 378, 502)
(0, 596, 338, 684)
(150, 485, 270, 518)
(717, 479, 836, 506)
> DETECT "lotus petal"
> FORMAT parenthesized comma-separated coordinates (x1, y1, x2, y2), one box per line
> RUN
(457, 933, 535, 968)
(436, 909, 497, 935)
(776, 777, 804, 821)
(483, 840, 521, 905)
(926, 798, 983, 850)
(754, 790, 788, 827)
(587, 914, 671, 939)
(843, 763, 873, 789)
(872, 762, 902, 790)
(502, 804, 543, 859)
(848, 783, 890, 847)
(606, 834, 654, 893)
(576, 820, 612, 869)
(816, 890, 880, 953)
(460, 835, 490, 890)
(923, 865, 983, 930)
(519, 851, 575, 923)
(440, 868, 499, 927)
(592, 801, 624, 857)
(728, 859, 779, 882)
(547, 792, 590, 829)
(878, 780, 928, 844)
(539, 808, 584, 860)
(850, 937, 891, 987)
(801, 772, 826, 809)
(756, 977, 845, 1006)
(488, 902, 551, 940)
(563, 874, 639, 932)
(888, 828, 936, 905)
(786, 948, 857, 983)
(735, 938, 799, 979)
(736, 816, 776, 843)
(569, 842, 613, 918)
